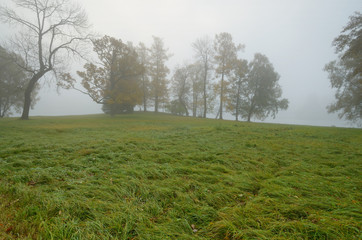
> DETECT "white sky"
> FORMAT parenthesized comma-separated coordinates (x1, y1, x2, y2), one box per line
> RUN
(1, 0, 361, 127)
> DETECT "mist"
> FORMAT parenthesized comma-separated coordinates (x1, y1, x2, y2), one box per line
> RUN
(0, 1, 361, 237)
(1, 0, 360, 127)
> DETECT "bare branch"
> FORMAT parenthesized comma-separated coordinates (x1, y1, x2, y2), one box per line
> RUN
(72, 86, 106, 104)
(0, 7, 39, 33)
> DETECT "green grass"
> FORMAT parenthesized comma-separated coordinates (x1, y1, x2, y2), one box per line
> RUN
(0, 113, 361, 239)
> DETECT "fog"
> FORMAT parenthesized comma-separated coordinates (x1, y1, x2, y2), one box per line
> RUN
(1, 0, 360, 127)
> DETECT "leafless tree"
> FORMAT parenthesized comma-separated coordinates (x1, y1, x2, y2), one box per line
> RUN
(192, 36, 214, 118)
(0, 0, 91, 119)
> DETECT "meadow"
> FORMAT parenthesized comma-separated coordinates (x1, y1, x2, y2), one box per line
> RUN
(0, 113, 361, 239)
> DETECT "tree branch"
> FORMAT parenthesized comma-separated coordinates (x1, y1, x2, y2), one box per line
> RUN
(72, 86, 106, 104)
(0, 7, 39, 33)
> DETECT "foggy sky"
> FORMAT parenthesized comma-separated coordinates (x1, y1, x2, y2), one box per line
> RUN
(1, 0, 361, 127)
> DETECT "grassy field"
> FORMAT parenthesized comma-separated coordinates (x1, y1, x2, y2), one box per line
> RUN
(0, 113, 361, 239)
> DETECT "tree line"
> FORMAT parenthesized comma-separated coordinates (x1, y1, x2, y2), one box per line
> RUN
(0, 0, 288, 122)
(0, 0, 360, 124)
(73, 33, 288, 121)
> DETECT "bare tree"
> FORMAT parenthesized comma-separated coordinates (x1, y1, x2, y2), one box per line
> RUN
(192, 36, 214, 118)
(0, 0, 91, 119)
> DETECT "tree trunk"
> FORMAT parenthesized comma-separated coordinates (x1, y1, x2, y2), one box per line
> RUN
(247, 104, 254, 122)
(21, 87, 33, 120)
(193, 93, 197, 117)
(21, 74, 42, 120)
(219, 72, 224, 120)
(236, 78, 241, 121)
(180, 98, 189, 117)
(0, 98, 4, 118)
(109, 51, 117, 116)
(155, 95, 158, 113)
(143, 97, 147, 112)
(143, 100, 147, 112)
(247, 113, 252, 122)
(142, 75, 147, 112)
(203, 64, 207, 118)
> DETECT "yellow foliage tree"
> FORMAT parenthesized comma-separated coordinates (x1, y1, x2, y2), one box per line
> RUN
(214, 32, 243, 119)
(77, 36, 143, 115)
(149, 36, 170, 113)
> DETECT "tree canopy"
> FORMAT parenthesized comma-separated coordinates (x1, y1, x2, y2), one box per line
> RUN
(0, 46, 38, 117)
(75, 33, 288, 121)
(77, 36, 143, 115)
(213, 32, 243, 119)
(238, 53, 289, 122)
(170, 65, 191, 116)
(149, 36, 171, 113)
(227, 58, 249, 121)
(325, 12, 361, 125)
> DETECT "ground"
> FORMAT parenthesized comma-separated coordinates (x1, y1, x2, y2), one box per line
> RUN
(0, 113, 361, 239)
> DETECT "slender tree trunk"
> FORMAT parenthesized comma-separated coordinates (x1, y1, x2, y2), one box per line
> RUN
(236, 78, 241, 121)
(142, 75, 147, 112)
(203, 73, 207, 118)
(155, 95, 158, 113)
(193, 92, 197, 117)
(154, 62, 159, 113)
(180, 98, 189, 117)
(109, 51, 118, 116)
(219, 72, 224, 120)
(203, 63, 208, 118)
(143, 98, 147, 112)
(0, 99, 2, 118)
(192, 79, 197, 117)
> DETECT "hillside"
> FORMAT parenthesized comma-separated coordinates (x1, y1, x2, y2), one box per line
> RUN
(0, 113, 361, 239)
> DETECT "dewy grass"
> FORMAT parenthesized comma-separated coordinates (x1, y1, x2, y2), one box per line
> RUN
(0, 113, 361, 239)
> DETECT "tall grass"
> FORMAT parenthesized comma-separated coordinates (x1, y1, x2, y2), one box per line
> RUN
(0, 113, 361, 239)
